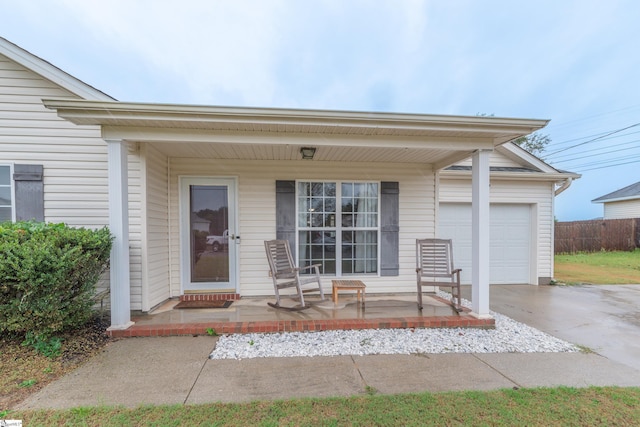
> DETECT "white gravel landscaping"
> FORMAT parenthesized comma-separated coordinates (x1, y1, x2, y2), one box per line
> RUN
(209, 292, 579, 360)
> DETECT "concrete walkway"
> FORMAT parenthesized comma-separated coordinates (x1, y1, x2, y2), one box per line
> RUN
(17, 336, 640, 409)
(17, 283, 640, 409)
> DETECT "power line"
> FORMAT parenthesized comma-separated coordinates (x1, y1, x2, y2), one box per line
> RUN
(548, 138, 640, 162)
(544, 128, 640, 153)
(544, 122, 640, 157)
(548, 139, 640, 164)
(544, 104, 640, 133)
(564, 153, 640, 170)
(575, 159, 640, 172)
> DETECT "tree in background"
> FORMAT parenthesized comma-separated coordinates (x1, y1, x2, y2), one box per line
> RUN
(513, 132, 550, 158)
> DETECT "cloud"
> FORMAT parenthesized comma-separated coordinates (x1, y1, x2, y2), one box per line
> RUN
(56, 0, 288, 105)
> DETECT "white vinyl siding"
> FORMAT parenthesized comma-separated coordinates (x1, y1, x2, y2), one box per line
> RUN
(127, 145, 143, 309)
(0, 53, 145, 310)
(141, 143, 170, 310)
(603, 200, 640, 219)
(168, 158, 436, 296)
(0, 54, 108, 226)
(454, 149, 523, 168)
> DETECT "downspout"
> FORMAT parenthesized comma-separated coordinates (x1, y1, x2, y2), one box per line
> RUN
(554, 177, 573, 196)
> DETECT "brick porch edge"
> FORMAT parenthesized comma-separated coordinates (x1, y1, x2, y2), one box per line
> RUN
(107, 315, 495, 337)
(107, 300, 495, 337)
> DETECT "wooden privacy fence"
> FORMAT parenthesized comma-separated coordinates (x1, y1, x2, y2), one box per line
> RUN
(555, 218, 640, 254)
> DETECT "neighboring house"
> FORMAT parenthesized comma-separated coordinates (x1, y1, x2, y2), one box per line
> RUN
(0, 37, 579, 330)
(592, 181, 640, 219)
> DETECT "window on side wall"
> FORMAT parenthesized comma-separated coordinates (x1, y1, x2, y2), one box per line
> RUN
(297, 181, 379, 275)
(0, 165, 13, 222)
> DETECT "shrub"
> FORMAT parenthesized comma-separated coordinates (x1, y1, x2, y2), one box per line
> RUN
(0, 221, 113, 342)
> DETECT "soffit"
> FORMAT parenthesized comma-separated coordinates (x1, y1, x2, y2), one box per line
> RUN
(150, 141, 460, 164)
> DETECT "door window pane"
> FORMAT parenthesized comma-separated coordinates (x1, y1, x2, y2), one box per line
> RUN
(190, 185, 229, 282)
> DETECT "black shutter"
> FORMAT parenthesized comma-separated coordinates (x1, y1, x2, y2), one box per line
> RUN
(275, 180, 296, 258)
(380, 181, 399, 276)
(13, 164, 44, 222)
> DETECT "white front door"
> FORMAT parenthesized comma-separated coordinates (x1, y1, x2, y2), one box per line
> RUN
(179, 177, 238, 292)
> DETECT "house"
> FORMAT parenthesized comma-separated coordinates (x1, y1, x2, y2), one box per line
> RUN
(592, 181, 640, 219)
(0, 37, 579, 331)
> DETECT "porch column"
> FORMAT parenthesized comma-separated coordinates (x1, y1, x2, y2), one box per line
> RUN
(471, 149, 491, 318)
(106, 139, 133, 330)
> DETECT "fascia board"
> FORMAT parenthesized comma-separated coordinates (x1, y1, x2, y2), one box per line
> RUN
(101, 126, 496, 150)
(440, 169, 581, 182)
(43, 99, 549, 135)
(592, 195, 640, 204)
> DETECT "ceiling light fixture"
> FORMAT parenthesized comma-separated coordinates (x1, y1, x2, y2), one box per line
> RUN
(300, 146, 316, 160)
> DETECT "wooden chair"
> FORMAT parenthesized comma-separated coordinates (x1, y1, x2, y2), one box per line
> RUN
(416, 238, 462, 312)
(264, 239, 325, 310)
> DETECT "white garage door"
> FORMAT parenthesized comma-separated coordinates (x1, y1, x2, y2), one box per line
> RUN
(438, 203, 531, 284)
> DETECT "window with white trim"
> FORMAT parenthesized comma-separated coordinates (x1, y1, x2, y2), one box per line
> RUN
(0, 165, 13, 222)
(297, 181, 379, 275)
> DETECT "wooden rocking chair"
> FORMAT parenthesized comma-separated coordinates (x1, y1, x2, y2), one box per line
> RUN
(416, 238, 462, 312)
(264, 239, 325, 310)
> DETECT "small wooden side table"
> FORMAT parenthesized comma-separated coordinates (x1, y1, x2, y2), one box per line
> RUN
(332, 279, 366, 306)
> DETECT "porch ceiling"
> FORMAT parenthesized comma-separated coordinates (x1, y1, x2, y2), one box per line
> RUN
(150, 140, 463, 164)
(43, 99, 549, 166)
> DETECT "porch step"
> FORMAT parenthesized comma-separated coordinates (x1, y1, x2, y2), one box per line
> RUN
(106, 315, 495, 338)
(179, 293, 240, 302)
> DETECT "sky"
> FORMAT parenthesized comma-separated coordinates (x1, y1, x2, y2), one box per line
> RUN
(1, 0, 639, 221)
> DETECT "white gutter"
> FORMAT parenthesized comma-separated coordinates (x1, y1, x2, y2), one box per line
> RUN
(555, 177, 573, 196)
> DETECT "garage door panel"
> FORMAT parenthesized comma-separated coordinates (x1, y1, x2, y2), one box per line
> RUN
(438, 203, 531, 284)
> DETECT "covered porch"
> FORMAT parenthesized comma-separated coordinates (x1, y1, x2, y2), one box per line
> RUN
(107, 292, 493, 337)
(43, 99, 548, 333)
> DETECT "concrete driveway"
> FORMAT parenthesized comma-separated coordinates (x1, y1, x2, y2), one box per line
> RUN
(462, 284, 640, 371)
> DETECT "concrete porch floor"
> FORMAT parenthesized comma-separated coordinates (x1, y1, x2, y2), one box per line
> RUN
(108, 293, 495, 337)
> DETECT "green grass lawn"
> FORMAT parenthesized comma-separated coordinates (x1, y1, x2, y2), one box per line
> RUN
(554, 249, 640, 284)
(7, 386, 640, 426)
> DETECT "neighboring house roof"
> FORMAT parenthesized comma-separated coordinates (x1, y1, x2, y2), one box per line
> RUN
(592, 181, 640, 203)
(0, 36, 114, 101)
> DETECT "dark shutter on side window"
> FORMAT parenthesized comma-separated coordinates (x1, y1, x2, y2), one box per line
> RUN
(380, 181, 399, 276)
(275, 180, 296, 257)
(13, 164, 44, 222)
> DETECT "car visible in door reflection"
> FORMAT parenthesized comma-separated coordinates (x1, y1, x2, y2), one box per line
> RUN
(206, 230, 229, 252)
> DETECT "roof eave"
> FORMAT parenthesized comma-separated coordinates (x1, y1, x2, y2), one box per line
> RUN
(42, 99, 549, 141)
(441, 169, 581, 181)
(592, 195, 640, 204)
